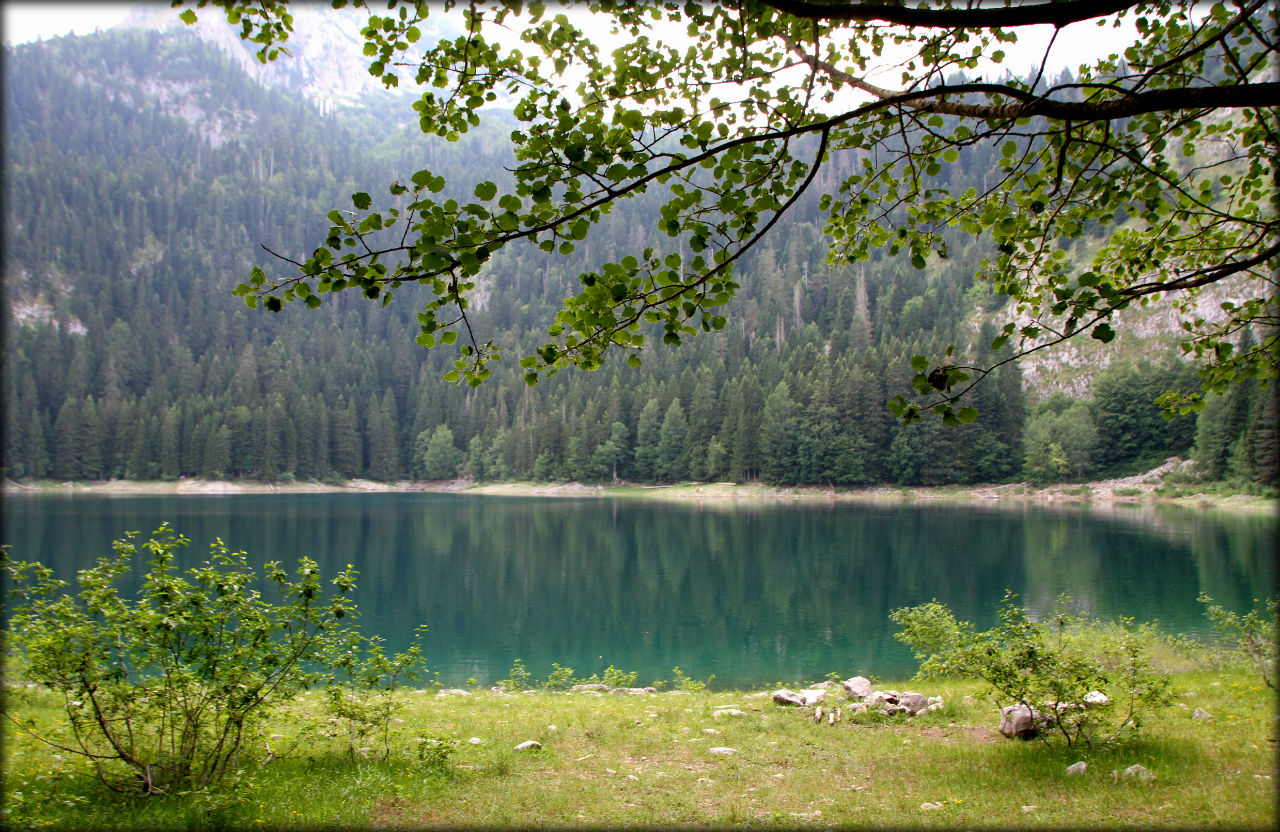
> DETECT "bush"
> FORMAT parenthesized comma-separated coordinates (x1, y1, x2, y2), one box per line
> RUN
(891, 592, 1171, 746)
(1, 525, 361, 794)
(496, 658, 534, 691)
(1199, 594, 1277, 690)
(320, 626, 429, 760)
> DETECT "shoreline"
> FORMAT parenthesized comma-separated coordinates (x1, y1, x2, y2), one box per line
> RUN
(5, 459, 1275, 513)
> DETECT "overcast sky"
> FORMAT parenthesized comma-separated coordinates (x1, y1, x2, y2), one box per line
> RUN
(5, 1, 1139, 79)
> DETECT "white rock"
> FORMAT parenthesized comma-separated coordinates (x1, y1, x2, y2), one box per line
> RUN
(467, 737, 485, 745)
(514, 740, 542, 751)
(998, 704, 1047, 739)
(714, 708, 746, 717)
(702, 728, 721, 735)
(708, 746, 738, 755)
(843, 676, 873, 699)
(927, 696, 943, 707)
(1122, 764, 1155, 781)
(547, 725, 558, 732)
(571, 684, 610, 692)
(773, 689, 806, 707)
(1083, 690, 1110, 707)
(800, 689, 827, 706)
(1021, 805, 1037, 813)
(1065, 761, 1087, 776)
(576, 689, 603, 696)
(920, 801, 944, 811)
(1192, 707, 1214, 721)
(437, 688, 471, 697)
(811, 680, 834, 689)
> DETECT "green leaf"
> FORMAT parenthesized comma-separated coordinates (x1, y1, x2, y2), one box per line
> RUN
(957, 407, 979, 424)
(1091, 322, 1116, 343)
(179, 9, 198, 25)
(474, 181, 498, 201)
(911, 253, 927, 270)
(352, 192, 372, 210)
(910, 355, 930, 371)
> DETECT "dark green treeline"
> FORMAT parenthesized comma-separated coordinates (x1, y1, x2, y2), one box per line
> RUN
(3, 30, 1272, 487)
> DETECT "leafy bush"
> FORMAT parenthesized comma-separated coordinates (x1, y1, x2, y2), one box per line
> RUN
(320, 626, 429, 760)
(496, 658, 534, 691)
(891, 592, 1171, 746)
(671, 666, 714, 692)
(1199, 594, 1277, 690)
(1, 525, 360, 794)
(543, 663, 576, 691)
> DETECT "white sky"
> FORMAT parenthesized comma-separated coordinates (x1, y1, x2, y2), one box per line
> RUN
(4, 1, 1139, 78)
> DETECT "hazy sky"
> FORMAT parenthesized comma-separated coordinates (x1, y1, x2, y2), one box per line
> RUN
(4, 1, 1139, 78)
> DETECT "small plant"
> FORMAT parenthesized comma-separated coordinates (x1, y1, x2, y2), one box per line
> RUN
(671, 666, 714, 692)
(496, 658, 533, 691)
(601, 665, 637, 689)
(891, 592, 1171, 746)
(415, 735, 458, 777)
(320, 625, 429, 761)
(1, 525, 358, 794)
(1199, 594, 1277, 689)
(544, 663, 576, 691)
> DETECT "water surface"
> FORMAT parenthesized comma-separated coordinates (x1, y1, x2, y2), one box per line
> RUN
(3, 493, 1273, 688)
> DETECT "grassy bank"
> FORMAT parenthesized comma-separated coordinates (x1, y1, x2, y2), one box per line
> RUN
(4, 668, 1274, 830)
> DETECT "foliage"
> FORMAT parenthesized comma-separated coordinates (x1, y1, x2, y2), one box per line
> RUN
(413, 424, 464, 480)
(1199, 594, 1277, 690)
(891, 592, 1172, 746)
(320, 626, 430, 761)
(670, 666, 714, 693)
(193, 0, 1277, 420)
(0, 525, 358, 794)
(543, 662, 577, 691)
(495, 658, 534, 692)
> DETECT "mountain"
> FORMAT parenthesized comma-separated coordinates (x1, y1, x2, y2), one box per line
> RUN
(5, 20, 1267, 488)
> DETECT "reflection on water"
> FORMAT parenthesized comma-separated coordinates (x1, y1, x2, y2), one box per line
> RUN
(2, 493, 1274, 688)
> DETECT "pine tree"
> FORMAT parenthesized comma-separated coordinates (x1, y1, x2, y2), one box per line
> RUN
(656, 397, 688, 482)
(633, 397, 662, 481)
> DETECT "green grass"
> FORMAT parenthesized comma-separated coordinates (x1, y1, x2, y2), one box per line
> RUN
(3, 669, 1275, 830)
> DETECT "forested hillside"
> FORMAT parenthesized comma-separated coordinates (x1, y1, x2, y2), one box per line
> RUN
(3, 28, 1273, 487)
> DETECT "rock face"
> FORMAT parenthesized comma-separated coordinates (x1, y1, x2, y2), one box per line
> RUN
(998, 704, 1048, 739)
(843, 676, 873, 700)
(773, 689, 806, 707)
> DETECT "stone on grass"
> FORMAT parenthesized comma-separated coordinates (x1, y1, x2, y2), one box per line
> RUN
(514, 740, 542, 751)
(571, 683, 610, 692)
(998, 704, 1048, 740)
(1192, 707, 1214, 721)
(467, 737, 485, 745)
(702, 728, 721, 735)
(714, 708, 746, 717)
(1122, 764, 1155, 781)
(773, 689, 806, 707)
(897, 692, 929, 714)
(1065, 761, 1087, 776)
(708, 746, 738, 755)
(1083, 690, 1110, 707)
(437, 688, 471, 697)
(800, 688, 827, 706)
(920, 801, 944, 811)
(843, 676, 873, 700)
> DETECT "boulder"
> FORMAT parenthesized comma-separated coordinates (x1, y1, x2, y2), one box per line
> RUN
(514, 740, 542, 751)
(897, 692, 929, 715)
(1122, 764, 1155, 781)
(866, 690, 898, 708)
(1065, 761, 1087, 776)
(1192, 707, 1214, 721)
(811, 680, 834, 689)
(998, 704, 1048, 739)
(842, 676, 873, 700)
(1083, 690, 1110, 707)
(800, 688, 827, 706)
(773, 689, 806, 707)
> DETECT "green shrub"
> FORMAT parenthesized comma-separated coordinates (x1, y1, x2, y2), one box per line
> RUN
(320, 626, 429, 760)
(891, 592, 1171, 746)
(496, 658, 534, 691)
(1, 525, 360, 794)
(543, 663, 576, 691)
(671, 666, 714, 692)
(1199, 594, 1277, 689)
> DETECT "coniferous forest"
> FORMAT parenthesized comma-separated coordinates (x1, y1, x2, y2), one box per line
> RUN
(3, 29, 1275, 488)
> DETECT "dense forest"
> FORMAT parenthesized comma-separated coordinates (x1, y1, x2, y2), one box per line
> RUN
(3, 29, 1275, 488)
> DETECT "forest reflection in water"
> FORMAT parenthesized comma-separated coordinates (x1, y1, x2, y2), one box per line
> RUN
(3, 493, 1273, 688)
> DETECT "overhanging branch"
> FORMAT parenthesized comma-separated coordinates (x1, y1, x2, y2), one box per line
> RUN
(760, 0, 1142, 28)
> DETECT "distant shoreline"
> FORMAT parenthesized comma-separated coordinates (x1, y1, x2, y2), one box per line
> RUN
(5, 462, 1275, 513)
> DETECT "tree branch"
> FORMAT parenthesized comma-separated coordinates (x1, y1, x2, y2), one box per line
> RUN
(760, 0, 1142, 28)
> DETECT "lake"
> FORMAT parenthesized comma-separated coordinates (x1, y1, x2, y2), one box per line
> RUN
(2, 493, 1274, 689)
